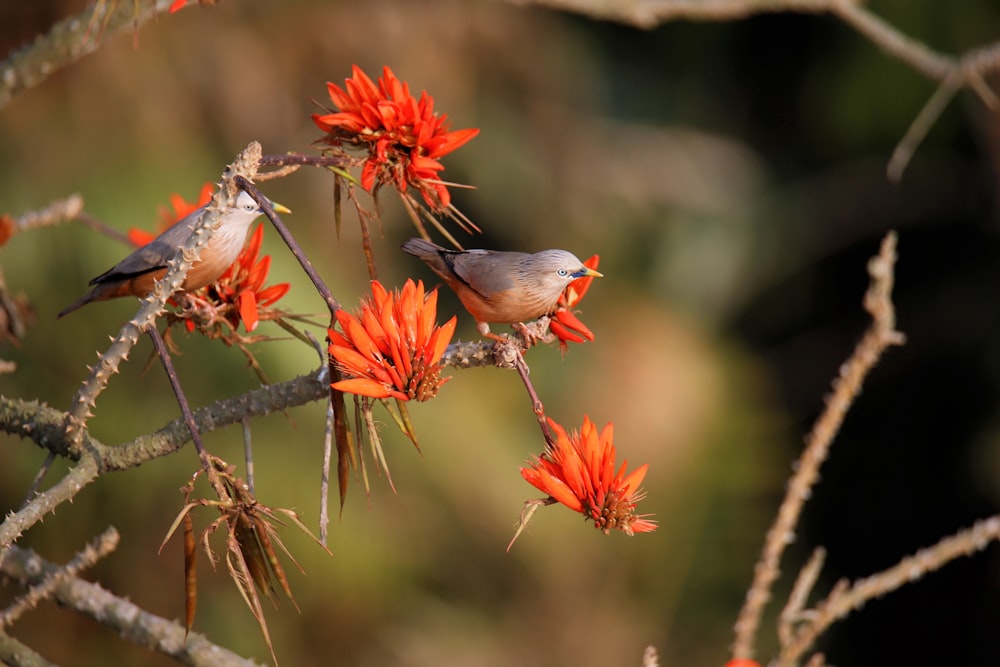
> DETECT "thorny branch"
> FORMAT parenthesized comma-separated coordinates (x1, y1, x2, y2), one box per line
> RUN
(0, 526, 120, 629)
(0, 537, 262, 667)
(61, 142, 262, 453)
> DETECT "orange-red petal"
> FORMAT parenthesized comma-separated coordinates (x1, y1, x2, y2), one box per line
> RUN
(237, 291, 259, 331)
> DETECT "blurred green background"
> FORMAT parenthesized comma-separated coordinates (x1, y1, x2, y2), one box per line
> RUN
(1, 1, 999, 665)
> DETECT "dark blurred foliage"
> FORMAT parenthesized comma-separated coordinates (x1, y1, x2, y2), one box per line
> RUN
(1, 1, 998, 666)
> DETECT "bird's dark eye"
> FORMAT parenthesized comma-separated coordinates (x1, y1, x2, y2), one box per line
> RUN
(557, 269, 568, 277)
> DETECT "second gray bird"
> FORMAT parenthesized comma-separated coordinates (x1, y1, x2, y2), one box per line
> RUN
(401, 237, 602, 337)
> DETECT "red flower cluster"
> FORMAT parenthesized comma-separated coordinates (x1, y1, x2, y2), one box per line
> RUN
(521, 416, 656, 536)
(329, 279, 456, 401)
(130, 184, 289, 333)
(312, 65, 479, 212)
(550, 254, 600, 352)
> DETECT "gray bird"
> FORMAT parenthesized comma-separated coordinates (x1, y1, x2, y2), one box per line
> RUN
(401, 237, 602, 337)
(59, 191, 288, 318)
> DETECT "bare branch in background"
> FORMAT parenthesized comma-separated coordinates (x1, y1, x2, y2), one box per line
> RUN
(732, 232, 905, 659)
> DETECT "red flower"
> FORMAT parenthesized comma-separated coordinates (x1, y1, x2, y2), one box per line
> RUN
(521, 416, 656, 536)
(168, 0, 217, 12)
(550, 254, 600, 352)
(329, 279, 456, 401)
(312, 65, 479, 212)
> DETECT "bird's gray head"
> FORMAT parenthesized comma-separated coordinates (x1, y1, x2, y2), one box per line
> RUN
(528, 249, 602, 296)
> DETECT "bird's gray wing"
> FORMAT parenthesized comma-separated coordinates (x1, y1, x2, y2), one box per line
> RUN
(449, 250, 518, 298)
(90, 208, 204, 284)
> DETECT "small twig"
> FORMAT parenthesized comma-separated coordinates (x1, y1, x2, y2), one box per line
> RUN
(777, 515, 1000, 666)
(803, 653, 827, 667)
(732, 232, 905, 660)
(234, 175, 341, 316)
(303, 329, 334, 545)
(72, 210, 133, 246)
(0, 526, 119, 629)
(320, 398, 335, 546)
(19, 452, 55, 510)
(147, 327, 228, 501)
(887, 72, 963, 182)
(508, 345, 556, 447)
(778, 547, 826, 646)
(829, 0, 953, 81)
(241, 415, 254, 496)
(358, 208, 378, 281)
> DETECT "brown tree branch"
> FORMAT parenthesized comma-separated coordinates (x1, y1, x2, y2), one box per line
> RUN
(0, 539, 262, 667)
(0, 526, 120, 629)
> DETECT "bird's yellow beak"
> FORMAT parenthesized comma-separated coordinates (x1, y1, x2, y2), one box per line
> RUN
(580, 266, 603, 278)
(270, 201, 292, 214)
